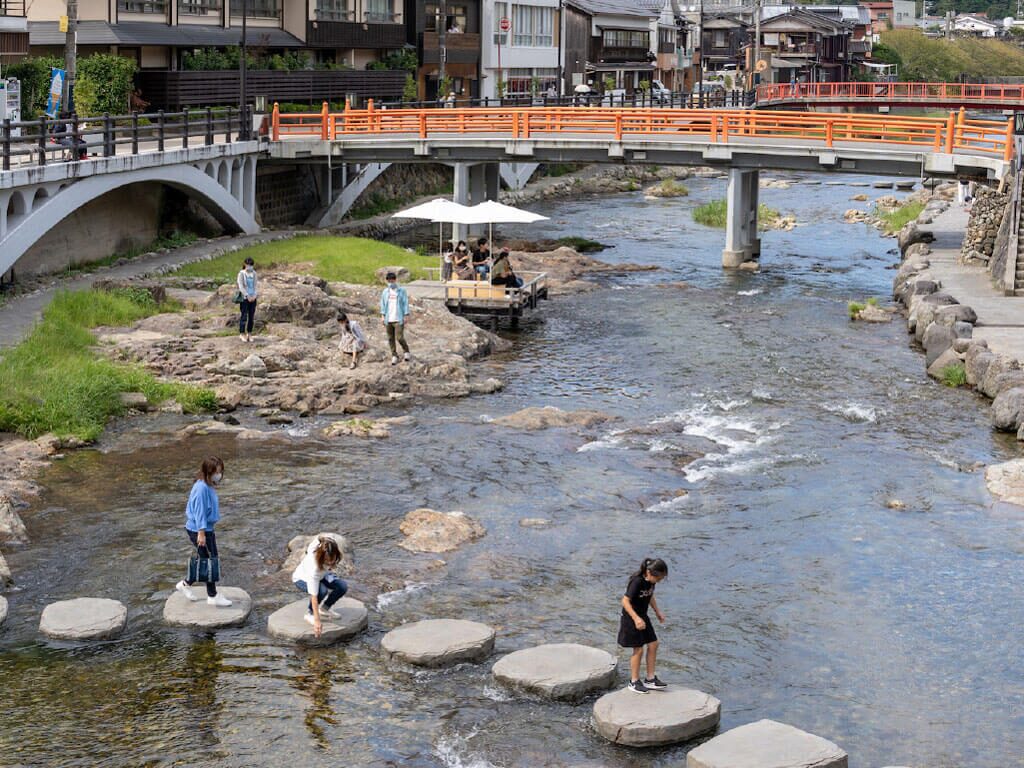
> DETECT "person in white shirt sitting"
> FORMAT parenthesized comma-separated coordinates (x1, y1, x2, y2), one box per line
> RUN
(291, 536, 347, 638)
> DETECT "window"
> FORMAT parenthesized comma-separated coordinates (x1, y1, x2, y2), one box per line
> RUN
(365, 0, 392, 22)
(510, 5, 554, 47)
(230, 0, 278, 16)
(505, 67, 558, 96)
(314, 0, 350, 20)
(494, 1, 508, 44)
(118, 0, 166, 13)
(602, 29, 647, 48)
(713, 29, 726, 47)
(425, 3, 467, 32)
(179, 0, 220, 14)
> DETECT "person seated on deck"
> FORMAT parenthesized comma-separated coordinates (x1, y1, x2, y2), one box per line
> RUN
(472, 237, 491, 280)
(453, 240, 474, 279)
(490, 248, 523, 289)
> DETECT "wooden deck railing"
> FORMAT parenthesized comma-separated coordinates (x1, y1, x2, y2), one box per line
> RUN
(271, 103, 1014, 161)
(757, 82, 1024, 106)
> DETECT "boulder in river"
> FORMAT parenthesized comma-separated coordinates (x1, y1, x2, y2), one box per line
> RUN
(991, 387, 1024, 432)
(0, 495, 28, 544)
(163, 587, 252, 629)
(686, 719, 848, 768)
(593, 687, 721, 747)
(39, 597, 127, 641)
(381, 618, 496, 666)
(986, 458, 1024, 506)
(490, 406, 616, 431)
(267, 597, 367, 646)
(926, 348, 962, 381)
(491, 643, 617, 700)
(399, 509, 485, 553)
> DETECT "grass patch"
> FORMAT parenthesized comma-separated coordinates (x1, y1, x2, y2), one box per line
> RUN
(866, 297, 879, 307)
(555, 236, 607, 253)
(0, 289, 215, 441)
(693, 200, 781, 229)
(172, 236, 438, 285)
(876, 201, 925, 235)
(941, 363, 967, 388)
(848, 301, 866, 320)
(648, 179, 690, 197)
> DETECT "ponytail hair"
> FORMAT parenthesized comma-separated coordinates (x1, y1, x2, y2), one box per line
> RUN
(313, 536, 342, 571)
(633, 557, 668, 580)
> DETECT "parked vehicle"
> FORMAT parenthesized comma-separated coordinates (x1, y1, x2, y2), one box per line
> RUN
(650, 79, 673, 103)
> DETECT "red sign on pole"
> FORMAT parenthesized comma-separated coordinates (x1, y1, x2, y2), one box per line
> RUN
(499, 16, 511, 31)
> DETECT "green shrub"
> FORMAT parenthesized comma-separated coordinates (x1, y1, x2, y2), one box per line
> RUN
(0, 289, 214, 440)
(649, 179, 690, 197)
(555, 236, 607, 252)
(367, 49, 418, 72)
(848, 301, 866, 319)
(76, 54, 137, 115)
(4, 55, 64, 116)
(941, 363, 967, 388)
(402, 73, 418, 103)
(693, 200, 782, 229)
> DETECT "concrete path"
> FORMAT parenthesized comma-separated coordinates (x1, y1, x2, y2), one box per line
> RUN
(0, 231, 295, 351)
(921, 205, 1024, 363)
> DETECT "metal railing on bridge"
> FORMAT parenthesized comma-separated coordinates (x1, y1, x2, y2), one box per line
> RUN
(373, 90, 752, 111)
(272, 104, 1014, 162)
(756, 82, 1024, 107)
(0, 107, 253, 171)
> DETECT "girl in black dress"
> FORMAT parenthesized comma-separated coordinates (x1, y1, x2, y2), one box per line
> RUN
(618, 557, 668, 694)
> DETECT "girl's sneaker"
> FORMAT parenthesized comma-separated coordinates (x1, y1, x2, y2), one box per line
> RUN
(207, 594, 233, 607)
(627, 679, 649, 694)
(644, 676, 667, 690)
(319, 604, 341, 619)
(175, 580, 199, 602)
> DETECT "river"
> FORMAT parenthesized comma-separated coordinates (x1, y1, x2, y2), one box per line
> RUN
(1, 175, 1022, 768)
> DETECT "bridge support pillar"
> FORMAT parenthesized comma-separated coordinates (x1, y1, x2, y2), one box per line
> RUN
(453, 162, 471, 243)
(722, 168, 760, 268)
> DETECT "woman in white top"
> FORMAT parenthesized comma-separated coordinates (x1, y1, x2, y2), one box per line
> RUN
(291, 536, 347, 638)
(337, 311, 367, 369)
(236, 256, 259, 343)
(441, 240, 454, 282)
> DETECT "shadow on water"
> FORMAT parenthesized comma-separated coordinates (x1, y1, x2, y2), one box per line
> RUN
(1, 175, 1023, 767)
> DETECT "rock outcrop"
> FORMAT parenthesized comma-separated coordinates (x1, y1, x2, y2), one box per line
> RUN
(985, 458, 1024, 507)
(490, 406, 616, 430)
(399, 509, 486, 553)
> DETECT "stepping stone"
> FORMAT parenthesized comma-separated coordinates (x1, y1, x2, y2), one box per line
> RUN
(267, 597, 367, 646)
(381, 618, 495, 667)
(163, 587, 252, 629)
(894, 180, 916, 190)
(39, 597, 127, 641)
(0, 595, 7, 627)
(593, 687, 721, 747)
(873, 180, 894, 188)
(687, 719, 848, 768)
(492, 642, 616, 700)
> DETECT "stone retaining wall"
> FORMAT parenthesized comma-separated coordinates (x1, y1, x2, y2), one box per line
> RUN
(960, 184, 1008, 266)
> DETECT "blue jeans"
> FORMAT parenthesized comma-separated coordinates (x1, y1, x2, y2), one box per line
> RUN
(185, 528, 218, 597)
(294, 573, 348, 614)
(239, 299, 256, 334)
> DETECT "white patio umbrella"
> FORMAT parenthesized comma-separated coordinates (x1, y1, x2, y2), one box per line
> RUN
(462, 201, 550, 284)
(392, 198, 475, 280)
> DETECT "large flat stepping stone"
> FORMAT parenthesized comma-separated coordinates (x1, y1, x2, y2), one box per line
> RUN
(492, 642, 617, 700)
(267, 597, 367, 646)
(687, 719, 848, 768)
(594, 687, 721, 747)
(163, 587, 252, 629)
(381, 618, 495, 667)
(0, 595, 7, 627)
(39, 597, 127, 640)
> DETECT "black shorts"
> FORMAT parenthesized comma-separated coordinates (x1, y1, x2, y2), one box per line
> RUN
(617, 613, 657, 648)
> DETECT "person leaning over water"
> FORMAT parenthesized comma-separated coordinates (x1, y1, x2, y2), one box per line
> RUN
(237, 256, 258, 343)
(292, 536, 348, 638)
(337, 311, 367, 369)
(176, 457, 233, 607)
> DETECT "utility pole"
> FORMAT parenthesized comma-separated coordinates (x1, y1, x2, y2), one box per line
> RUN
(438, 0, 448, 99)
(64, 0, 77, 111)
(240, 0, 248, 138)
(753, 0, 761, 87)
(697, 0, 703, 102)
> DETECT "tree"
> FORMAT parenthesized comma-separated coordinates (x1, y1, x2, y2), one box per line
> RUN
(402, 74, 418, 103)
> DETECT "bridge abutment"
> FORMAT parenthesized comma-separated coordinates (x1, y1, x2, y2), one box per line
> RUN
(722, 168, 760, 269)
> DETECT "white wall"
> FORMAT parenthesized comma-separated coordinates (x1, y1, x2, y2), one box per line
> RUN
(481, 0, 560, 99)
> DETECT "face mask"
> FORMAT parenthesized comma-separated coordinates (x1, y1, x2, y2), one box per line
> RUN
(212, 472, 222, 484)
(388, 283, 397, 290)
(245, 266, 254, 273)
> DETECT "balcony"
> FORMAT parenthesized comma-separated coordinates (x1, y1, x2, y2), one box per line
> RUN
(421, 31, 480, 65)
(229, 0, 279, 18)
(118, 0, 167, 12)
(598, 46, 652, 63)
(0, 0, 25, 16)
(178, 0, 222, 16)
(307, 16, 405, 48)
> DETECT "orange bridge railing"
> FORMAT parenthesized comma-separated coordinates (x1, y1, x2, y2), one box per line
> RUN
(271, 102, 1014, 162)
(757, 81, 1024, 107)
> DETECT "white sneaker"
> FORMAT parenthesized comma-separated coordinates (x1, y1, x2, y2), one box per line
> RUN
(391, 355, 399, 366)
(319, 604, 341, 619)
(207, 594, 233, 607)
(303, 613, 317, 626)
(403, 352, 411, 362)
(175, 580, 199, 602)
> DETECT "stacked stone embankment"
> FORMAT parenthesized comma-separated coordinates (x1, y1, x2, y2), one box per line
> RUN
(960, 185, 1008, 266)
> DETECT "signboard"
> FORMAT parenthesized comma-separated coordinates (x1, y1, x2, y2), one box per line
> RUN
(45, 68, 64, 118)
(0, 79, 21, 137)
(499, 17, 511, 31)
(59, 15, 68, 32)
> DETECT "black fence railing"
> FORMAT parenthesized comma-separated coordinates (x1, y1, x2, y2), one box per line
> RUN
(376, 89, 754, 111)
(0, 106, 253, 171)
(0, 0, 26, 16)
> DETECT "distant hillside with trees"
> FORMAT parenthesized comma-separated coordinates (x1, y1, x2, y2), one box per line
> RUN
(877, 29, 1024, 79)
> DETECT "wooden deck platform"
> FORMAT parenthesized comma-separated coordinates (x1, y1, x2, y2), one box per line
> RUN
(406, 271, 549, 328)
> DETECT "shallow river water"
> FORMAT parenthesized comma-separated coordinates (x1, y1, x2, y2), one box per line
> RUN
(2, 176, 1023, 768)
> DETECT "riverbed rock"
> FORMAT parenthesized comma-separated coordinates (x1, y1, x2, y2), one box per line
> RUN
(686, 719, 848, 768)
(39, 597, 127, 640)
(991, 387, 1024, 432)
(0, 495, 28, 544)
(381, 618, 496, 666)
(855, 305, 892, 323)
(985, 458, 1024, 506)
(491, 643, 617, 700)
(163, 587, 252, 629)
(232, 354, 268, 378)
(0, 595, 7, 627)
(926, 348, 963, 381)
(490, 406, 616, 431)
(850, 193, 869, 201)
(980, 355, 1021, 399)
(934, 304, 978, 326)
(323, 416, 413, 439)
(922, 323, 959, 367)
(119, 392, 150, 411)
(898, 223, 934, 255)
(593, 687, 721, 747)
(399, 509, 485, 553)
(519, 517, 552, 528)
(282, 533, 355, 576)
(267, 597, 368, 646)
(965, 347, 996, 387)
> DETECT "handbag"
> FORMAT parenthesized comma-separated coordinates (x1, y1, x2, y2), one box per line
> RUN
(187, 546, 221, 584)
(232, 290, 245, 304)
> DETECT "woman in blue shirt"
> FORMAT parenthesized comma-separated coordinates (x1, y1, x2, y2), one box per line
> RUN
(176, 457, 232, 607)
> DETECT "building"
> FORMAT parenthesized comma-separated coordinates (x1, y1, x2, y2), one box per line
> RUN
(1, 0, 28, 64)
(635, 0, 692, 92)
(860, 0, 917, 34)
(755, 8, 852, 82)
(700, 13, 748, 73)
(563, 0, 658, 94)
(953, 13, 999, 37)
(480, 0, 559, 100)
